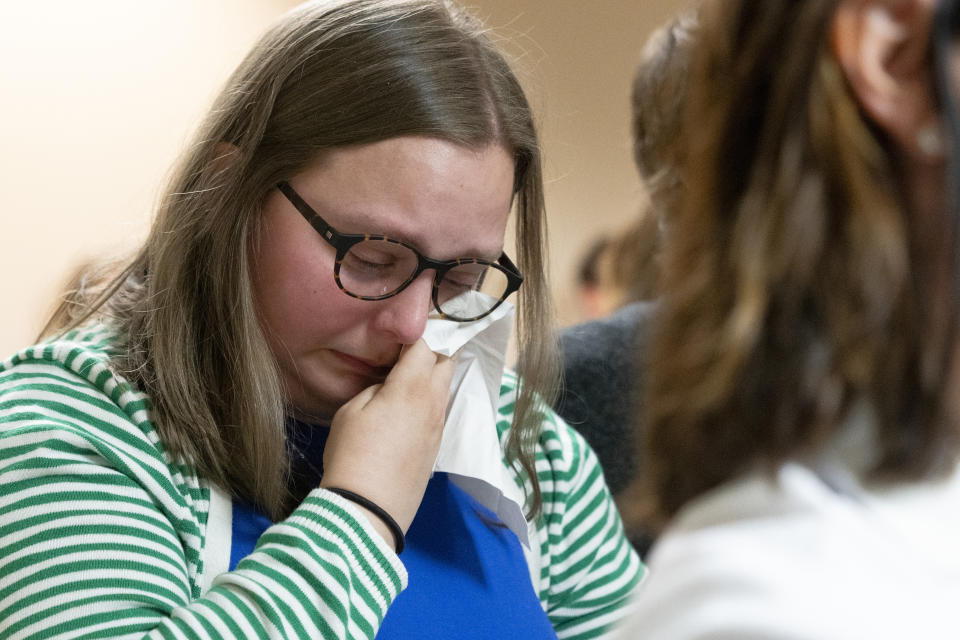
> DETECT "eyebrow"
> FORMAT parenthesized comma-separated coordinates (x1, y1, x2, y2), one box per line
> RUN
(288, 188, 505, 263)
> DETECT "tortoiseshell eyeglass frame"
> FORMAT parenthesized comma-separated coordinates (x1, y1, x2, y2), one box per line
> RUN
(276, 181, 523, 322)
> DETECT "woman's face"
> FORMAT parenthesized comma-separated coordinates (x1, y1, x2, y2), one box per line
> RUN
(252, 136, 516, 421)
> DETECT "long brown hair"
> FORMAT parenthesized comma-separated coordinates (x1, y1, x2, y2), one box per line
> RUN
(42, 0, 558, 520)
(643, 0, 960, 523)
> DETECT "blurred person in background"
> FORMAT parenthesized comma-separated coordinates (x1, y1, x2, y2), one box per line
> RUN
(0, 1, 643, 638)
(575, 235, 619, 321)
(620, 0, 960, 637)
(574, 219, 661, 324)
(574, 214, 659, 323)
(607, 212, 661, 307)
(553, 10, 697, 558)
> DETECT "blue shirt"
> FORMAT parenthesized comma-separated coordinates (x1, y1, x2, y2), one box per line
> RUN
(230, 419, 555, 638)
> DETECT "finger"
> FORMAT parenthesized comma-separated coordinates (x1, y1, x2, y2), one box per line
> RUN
(336, 383, 382, 416)
(383, 339, 438, 388)
(432, 353, 456, 392)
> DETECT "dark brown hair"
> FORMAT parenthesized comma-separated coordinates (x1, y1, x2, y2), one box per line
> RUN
(643, 0, 960, 522)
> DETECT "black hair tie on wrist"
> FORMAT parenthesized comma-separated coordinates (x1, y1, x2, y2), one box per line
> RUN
(325, 487, 405, 554)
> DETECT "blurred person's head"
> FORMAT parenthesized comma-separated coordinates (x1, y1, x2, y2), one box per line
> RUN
(597, 9, 699, 313)
(643, 0, 960, 522)
(576, 236, 620, 320)
(632, 9, 699, 218)
(574, 215, 661, 322)
(43, 0, 556, 519)
(609, 211, 660, 303)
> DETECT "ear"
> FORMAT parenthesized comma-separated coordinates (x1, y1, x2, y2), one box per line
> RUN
(831, 0, 941, 161)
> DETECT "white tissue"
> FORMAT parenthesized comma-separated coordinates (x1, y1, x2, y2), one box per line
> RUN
(421, 291, 529, 546)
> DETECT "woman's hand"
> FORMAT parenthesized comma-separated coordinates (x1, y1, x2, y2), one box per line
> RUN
(320, 339, 455, 547)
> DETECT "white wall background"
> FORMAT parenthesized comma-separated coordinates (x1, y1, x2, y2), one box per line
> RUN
(0, 0, 684, 358)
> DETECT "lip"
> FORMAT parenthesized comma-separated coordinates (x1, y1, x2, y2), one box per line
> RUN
(332, 350, 393, 379)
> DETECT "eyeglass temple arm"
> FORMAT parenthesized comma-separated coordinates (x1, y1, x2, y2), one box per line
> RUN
(277, 182, 336, 240)
(498, 252, 523, 283)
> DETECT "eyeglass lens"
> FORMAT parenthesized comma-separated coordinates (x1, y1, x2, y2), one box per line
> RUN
(338, 239, 510, 318)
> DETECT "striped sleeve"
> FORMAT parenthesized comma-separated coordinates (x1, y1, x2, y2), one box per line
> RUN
(497, 371, 645, 639)
(0, 332, 405, 640)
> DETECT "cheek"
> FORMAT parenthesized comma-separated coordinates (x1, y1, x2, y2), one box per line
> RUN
(252, 208, 342, 349)
(252, 230, 384, 362)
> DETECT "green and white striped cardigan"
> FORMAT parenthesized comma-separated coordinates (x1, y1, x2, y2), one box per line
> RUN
(0, 325, 644, 639)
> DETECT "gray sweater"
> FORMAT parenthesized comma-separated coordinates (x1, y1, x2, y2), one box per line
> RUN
(554, 301, 656, 554)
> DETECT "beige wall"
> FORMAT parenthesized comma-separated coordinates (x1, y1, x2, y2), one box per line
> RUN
(0, 0, 684, 358)
(475, 1, 685, 323)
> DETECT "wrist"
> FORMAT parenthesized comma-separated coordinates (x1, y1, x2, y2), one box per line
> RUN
(324, 486, 406, 554)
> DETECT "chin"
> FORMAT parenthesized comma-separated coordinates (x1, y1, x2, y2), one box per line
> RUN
(280, 361, 360, 421)
(289, 377, 371, 424)
(283, 383, 341, 424)
(287, 400, 338, 424)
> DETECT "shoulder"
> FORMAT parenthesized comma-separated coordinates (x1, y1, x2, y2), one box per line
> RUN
(0, 324, 207, 578)
(624, 471, 831, 637)
(555, 301, 654, 418)
(625, 464, 960, 639)
(496, 370, 594, 478)
(3, 324, 134, 400)
(497, 371, 646, 636)
(1, 324, 152, 438)
(0, 324, 185, 494)
(553, 305, 654, 495)
(558, 301, 656, 365)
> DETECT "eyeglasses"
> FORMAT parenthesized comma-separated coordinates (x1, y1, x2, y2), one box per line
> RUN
(276, 181, 523, 322)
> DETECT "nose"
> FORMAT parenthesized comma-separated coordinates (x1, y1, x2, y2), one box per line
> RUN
(372, 270, 435, 344)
